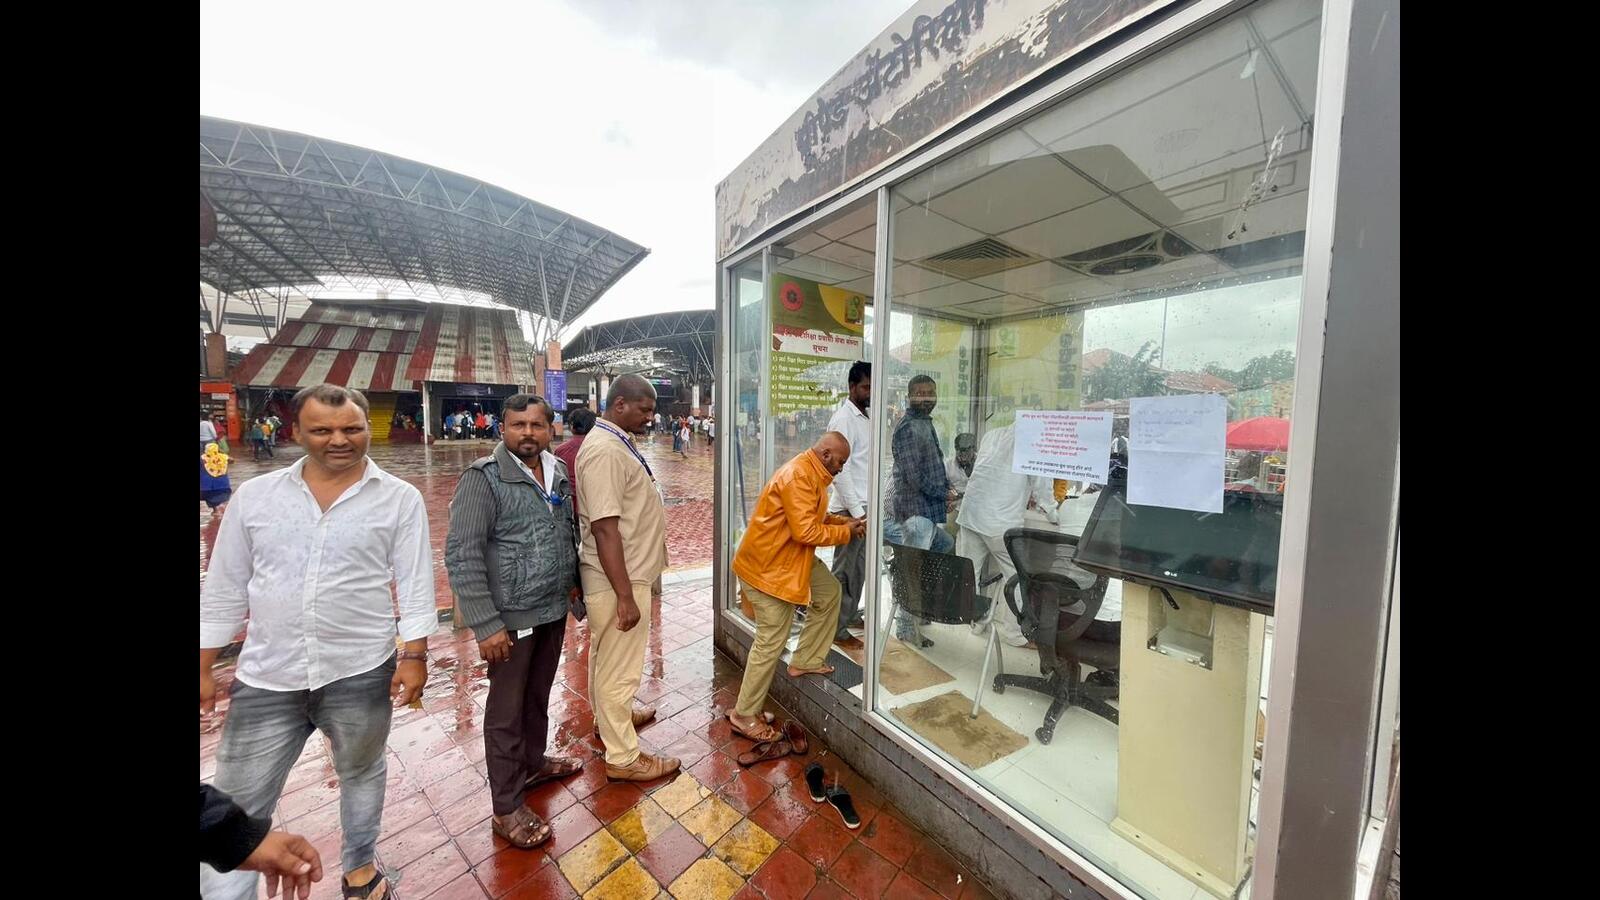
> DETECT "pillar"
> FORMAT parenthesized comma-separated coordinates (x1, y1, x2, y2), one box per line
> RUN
(205, 333, 228, 379)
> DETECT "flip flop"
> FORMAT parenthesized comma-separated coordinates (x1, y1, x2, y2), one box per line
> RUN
(737, 738, 794, 766)
(825, 784, 861, 829)
(341, 865, 397, 899)
(783, 720, 809, 755)
(804, 762, 827, 802)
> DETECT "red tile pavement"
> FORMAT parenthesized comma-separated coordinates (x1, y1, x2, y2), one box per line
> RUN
(200, 441, 1003, 900)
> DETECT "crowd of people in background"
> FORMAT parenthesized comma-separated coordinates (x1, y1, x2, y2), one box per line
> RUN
(444, 408, 500, 440)
(655, 411, 715, 458)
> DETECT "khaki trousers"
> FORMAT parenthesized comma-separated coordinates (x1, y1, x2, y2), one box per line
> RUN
(735, 557, 840, 718)
(586, 580, 653, 767)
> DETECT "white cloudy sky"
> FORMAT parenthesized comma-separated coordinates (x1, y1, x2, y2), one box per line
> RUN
(200, 0, 910, 337)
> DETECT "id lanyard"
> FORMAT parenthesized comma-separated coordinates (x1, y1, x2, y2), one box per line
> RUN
(515, 455, 562, 512)
(593, 419, 663, 501)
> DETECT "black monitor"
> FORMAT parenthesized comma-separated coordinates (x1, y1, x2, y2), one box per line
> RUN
(1072, 478, 1283, 615)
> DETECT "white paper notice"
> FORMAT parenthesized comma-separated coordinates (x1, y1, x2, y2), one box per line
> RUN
(1011, 410, 1115, 484)
(1128, 394, 1227, 513)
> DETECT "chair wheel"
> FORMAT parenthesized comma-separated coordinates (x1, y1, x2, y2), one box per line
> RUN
(1036, 727, 1054, 744)
(992, 680, 1006, 694)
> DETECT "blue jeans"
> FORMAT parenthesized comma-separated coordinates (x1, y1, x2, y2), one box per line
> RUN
(884, 517, 953, 639)
(201, 656, 396, 899)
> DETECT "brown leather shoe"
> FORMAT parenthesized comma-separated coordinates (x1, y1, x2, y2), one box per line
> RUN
(605, 751, 681, 782)
(593, 706, 657, 738)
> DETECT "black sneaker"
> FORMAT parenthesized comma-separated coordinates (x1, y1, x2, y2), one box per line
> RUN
(804, 762, 827, 802)
(825, 785, 861, 829)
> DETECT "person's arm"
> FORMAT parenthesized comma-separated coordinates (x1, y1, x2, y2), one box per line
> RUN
(201, 784, 324, 898)
(201, 486, 254, 714)
(781, 469, 856, 548)
(390, 491, 437, 704)
(200, 784, 271, 873)
(443, 470, 507, 643)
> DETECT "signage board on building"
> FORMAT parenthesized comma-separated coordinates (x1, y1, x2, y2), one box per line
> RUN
(770, 274, 866, 414)
(715, 0, 1179, 258)
(544, 370, 568, 409)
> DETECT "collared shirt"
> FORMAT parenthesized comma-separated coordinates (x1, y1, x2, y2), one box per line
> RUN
(200, 419, 218, 443)
(576, 421, 667, 593)
(891, 410, 950, 524)
(200, 456, 437, 692)
(511, 449, 558, 510)
(956, 425, 1053, 538)
(826, 397, 871, 517)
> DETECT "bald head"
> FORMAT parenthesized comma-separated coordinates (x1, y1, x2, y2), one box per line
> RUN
(604, 373, 658, 433)
(811, 431, 851, 477)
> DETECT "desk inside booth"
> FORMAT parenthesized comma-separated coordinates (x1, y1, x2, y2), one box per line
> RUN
(1068, 479, 1282, 899)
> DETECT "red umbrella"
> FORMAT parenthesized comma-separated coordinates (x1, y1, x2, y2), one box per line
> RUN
(1227, 416, 1290, 451)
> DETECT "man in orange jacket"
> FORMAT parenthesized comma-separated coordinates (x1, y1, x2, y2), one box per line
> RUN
(728, 432, 865, 742)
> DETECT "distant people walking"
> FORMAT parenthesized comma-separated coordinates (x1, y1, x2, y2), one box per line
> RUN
(671, 417, 684, 455)
(248, 419, 270, 460)
(201, 442, 232, 518)
(677, 419, 690, 458)
(201, 411, 219, 455)
(266, 413, 282, 449)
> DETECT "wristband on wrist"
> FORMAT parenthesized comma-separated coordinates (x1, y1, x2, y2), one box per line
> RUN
(397, 650, 427, 663)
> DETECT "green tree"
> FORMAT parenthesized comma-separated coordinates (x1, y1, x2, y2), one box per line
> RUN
(1085, 341, 1166, 403)
(1237, 349, 1296, 390)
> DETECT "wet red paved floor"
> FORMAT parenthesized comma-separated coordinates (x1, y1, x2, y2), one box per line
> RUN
(201, 435, 996, 899)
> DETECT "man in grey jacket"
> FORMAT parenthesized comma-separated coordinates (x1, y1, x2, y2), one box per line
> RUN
(445, 394, 583, 850)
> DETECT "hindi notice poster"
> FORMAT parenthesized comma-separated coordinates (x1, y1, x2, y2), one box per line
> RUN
(1011, 410, 1114, 483)
(769, 273, 867, 414)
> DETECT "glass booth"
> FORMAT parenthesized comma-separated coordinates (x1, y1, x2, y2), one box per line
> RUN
(714, 0, 1398, 897)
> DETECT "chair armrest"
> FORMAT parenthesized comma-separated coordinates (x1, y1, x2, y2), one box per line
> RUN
(1003, 575, 1023, 621)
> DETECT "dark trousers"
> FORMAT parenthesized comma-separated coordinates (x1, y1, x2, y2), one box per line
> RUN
(830, 530, 867, 637)
(483, 617, 567, 816)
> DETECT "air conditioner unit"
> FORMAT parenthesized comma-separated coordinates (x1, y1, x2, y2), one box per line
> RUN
(1056, 229, 1202, 278)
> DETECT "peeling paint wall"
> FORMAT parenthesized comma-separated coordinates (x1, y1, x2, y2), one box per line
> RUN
(715, 0, 1179, 259)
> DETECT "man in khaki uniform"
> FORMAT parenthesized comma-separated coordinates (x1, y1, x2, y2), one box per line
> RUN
(575, 374, 678, 781)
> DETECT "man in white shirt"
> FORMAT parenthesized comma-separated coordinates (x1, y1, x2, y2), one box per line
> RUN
(200, 412, 218, 453)
(200, 384, 435, 900)
(827, 362, 873, 640)
(956, 422, 1055, 648)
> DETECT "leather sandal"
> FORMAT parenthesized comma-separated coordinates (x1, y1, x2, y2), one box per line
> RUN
(727, 714, 782, 743)
(523, 755, 584, 790)
(492, 806, 553, 849)
(783, 720, 809, 755)
(736, 738, 794, 766)
(341, 866, 396, 899)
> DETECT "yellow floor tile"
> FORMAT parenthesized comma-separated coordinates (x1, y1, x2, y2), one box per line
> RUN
(609, 797, 678, 855)
(710, 819, 779, 877)
(668, 857, 745, 900)
(652, 773, 710, 818)
(584, 857, 660, 900)
(677, 796, 743, 846)
(557, 827, 630, 894)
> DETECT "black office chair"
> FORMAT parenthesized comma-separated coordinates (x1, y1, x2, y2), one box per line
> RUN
(883, 544, 999, 712)
(990, 527, 1119, 744)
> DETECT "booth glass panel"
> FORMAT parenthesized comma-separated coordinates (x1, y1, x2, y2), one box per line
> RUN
(868, 0, 1321, 897)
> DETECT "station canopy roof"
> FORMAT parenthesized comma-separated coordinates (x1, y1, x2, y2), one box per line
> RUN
(562, 310, 715, 378)
(200, 116, 649, 346)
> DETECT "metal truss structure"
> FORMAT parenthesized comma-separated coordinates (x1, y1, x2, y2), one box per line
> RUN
(200, 116, 649, 348)
(562, 310, 715, 379)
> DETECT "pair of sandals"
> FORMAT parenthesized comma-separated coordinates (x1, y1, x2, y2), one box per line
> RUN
(490, 755, 586, 849)
(730, 712, 808, 766)
(804, 762, 861, 830)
